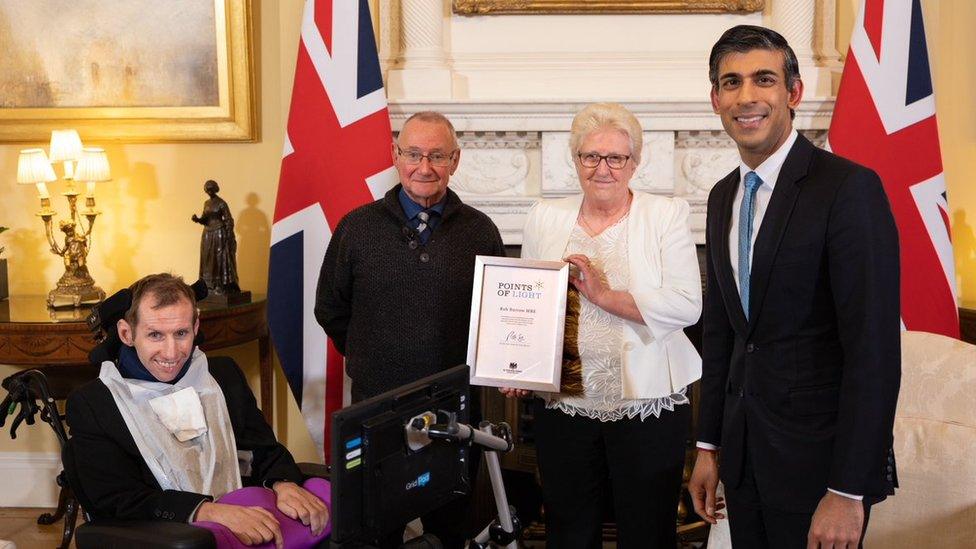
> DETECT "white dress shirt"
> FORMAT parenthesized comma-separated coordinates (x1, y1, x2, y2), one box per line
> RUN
(728, 129, 798, 290)
(698, 130, 861, 500)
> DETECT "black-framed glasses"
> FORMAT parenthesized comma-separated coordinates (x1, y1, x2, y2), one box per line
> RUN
(577, 152, 631, 170)
(397, 146, 458, 167)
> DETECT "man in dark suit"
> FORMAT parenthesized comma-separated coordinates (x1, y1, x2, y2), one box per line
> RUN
(688, 25, 901, 548)
(67, 273, 328, 546)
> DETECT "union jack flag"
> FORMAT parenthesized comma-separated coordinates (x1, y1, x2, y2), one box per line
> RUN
(268, 0, 397, 459)
(828, 0, 958, 337)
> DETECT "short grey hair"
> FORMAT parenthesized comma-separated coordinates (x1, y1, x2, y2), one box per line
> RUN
(400, 111, 459, 149)
(569, 103, 643, 164)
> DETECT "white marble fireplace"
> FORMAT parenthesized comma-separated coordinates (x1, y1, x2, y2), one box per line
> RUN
(379, 0, 841, 244)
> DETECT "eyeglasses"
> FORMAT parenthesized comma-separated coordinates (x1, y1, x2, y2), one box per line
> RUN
(396, 146, 458, 167)
(577, 152, 631, 170)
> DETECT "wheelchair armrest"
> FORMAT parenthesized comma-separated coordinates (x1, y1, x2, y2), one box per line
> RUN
(298, 461, 330, 481)
(75, 520, 215, 549)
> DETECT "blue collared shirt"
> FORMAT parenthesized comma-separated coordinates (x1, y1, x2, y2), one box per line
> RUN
(398, 188, 445, 244)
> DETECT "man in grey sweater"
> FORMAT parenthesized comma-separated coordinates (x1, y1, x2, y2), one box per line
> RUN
(315, 111, 505, 548)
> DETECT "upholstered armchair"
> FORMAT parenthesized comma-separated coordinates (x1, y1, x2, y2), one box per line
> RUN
(865, 331, 976, 548)
(707, 331, 976, 548)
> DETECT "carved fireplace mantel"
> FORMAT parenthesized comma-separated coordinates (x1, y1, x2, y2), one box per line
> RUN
(388, 99, 834, 244)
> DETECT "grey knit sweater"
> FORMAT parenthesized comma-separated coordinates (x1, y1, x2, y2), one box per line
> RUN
(315, 185, 506, 398)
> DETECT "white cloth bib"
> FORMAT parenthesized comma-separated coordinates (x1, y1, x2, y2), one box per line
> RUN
(99, 349, 242, 498)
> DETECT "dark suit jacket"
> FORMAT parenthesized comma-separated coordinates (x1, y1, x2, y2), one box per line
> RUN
(66, 356, 304, 523)
(698, 134, 901, 513)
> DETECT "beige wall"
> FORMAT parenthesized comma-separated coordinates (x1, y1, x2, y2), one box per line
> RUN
(0, 1, 319, 462)
(837, 0, 976, 307)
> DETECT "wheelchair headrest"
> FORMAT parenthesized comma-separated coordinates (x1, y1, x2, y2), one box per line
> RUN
(86, 280, 208, 365)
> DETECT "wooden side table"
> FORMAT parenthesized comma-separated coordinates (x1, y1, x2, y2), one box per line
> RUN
(0, 294, 274, 423)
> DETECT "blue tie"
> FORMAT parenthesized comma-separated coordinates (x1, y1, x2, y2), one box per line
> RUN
(416, 210, 434, 244)
(738, 171, 763, 318)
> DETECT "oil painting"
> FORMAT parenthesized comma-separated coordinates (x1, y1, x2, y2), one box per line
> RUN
(0, 0, 254, 142)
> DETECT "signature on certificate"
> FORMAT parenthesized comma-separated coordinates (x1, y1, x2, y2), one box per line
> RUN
(503, 331, 527, 344)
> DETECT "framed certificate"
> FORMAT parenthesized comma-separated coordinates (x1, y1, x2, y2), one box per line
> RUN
(466, 256, 569, 392)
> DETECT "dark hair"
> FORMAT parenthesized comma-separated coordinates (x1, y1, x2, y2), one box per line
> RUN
(709, 25, 801, 118)
(125, 273, 198, 327)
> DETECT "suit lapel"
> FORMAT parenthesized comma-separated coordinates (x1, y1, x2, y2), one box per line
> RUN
(95, 380, 144, 456)
(710, 170, 749, 334)
(746, 135, 815, 336)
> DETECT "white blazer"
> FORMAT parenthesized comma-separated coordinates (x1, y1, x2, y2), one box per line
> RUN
(521, 191, 702, 399)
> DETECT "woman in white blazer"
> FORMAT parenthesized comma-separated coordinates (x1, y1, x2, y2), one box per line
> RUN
(503, 103, 702, 548)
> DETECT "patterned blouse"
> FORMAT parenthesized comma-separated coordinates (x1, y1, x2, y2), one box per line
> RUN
(546, 215, 688, 422)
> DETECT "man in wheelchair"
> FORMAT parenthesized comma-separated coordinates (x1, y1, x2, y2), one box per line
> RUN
(66, 273, 330, 547)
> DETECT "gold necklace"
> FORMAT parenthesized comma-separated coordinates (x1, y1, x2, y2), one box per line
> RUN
(578, 195, 632, 235)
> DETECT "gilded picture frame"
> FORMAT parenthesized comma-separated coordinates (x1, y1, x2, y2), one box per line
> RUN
(454, 0, 764, 15)
(0, 0, 255, 143)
